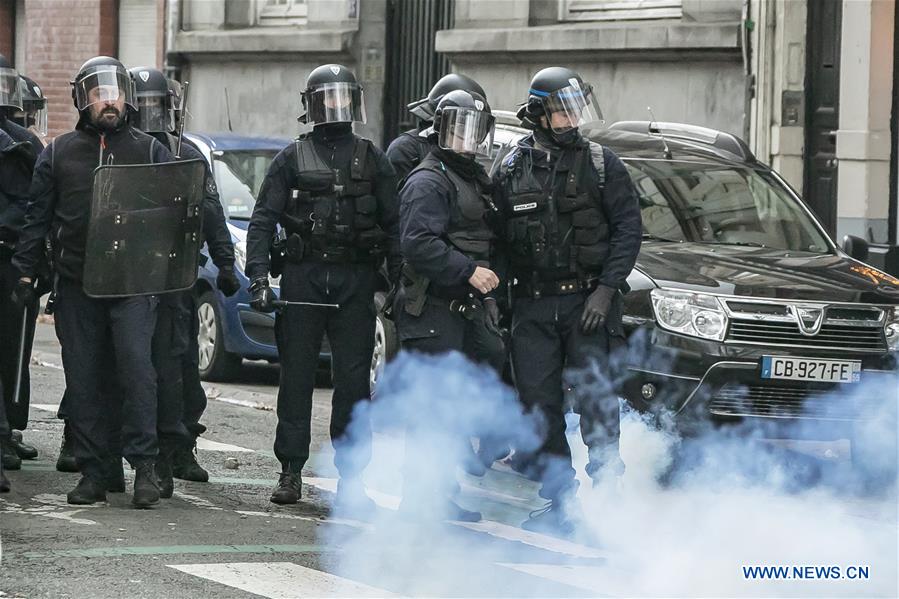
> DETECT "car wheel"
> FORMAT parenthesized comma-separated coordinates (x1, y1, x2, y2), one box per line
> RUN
(370, 312, 398, 395)
(197, 290, 243, 382)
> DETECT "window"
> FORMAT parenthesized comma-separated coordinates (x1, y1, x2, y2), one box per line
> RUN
(559, 0, 682, 22)
(259, 0, 307, 25)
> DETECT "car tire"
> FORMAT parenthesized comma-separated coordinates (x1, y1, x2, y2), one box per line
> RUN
(370, 306, 398, 395)
(197, 290, 243, 382)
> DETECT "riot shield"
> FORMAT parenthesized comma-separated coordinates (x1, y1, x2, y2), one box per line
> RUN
(83, 159, 206, 297)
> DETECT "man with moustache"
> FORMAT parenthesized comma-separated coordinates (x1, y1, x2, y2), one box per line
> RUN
(10, 56, 173, 508)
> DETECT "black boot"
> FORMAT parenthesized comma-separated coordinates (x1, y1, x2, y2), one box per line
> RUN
(156, 447, 174, 499)
(67, 476, 107, 505)
(11, 430, 38, 460)
(1, 437, 21, 470)
(172, 445, 208, 482)
(132, 462, 161, 509)
(334, 477, 377, 519)
(56, 425, 78, 473)
(104, 457, 126, 493)
(270, 470, 302, 505)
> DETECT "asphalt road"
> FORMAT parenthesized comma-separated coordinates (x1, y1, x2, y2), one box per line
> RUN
(1, 322, 897, 598)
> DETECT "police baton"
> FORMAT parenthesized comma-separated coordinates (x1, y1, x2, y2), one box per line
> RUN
(272, 299, 340, 310)
(12, 304, 30, 406)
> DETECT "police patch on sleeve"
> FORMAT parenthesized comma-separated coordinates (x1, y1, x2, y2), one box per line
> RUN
(206, 177, 218, 195)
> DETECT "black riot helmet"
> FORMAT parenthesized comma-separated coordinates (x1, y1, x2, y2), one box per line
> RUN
(517, 67, 603, 143)
(432, 90, 495, 158)
(0, 53, 22, 112)
(407, 73, 486, 123)
(15, 75, 48, 135)
(128, 66, 175, 133)
(301, 64, 366, 127)
(71, 56, 136, 113)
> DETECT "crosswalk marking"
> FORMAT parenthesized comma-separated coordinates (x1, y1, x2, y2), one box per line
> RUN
(30, 403, 60, 413)
(497, 563, 611, 595)
(168, 562, 396, 598)
(195, 437, 254, 453)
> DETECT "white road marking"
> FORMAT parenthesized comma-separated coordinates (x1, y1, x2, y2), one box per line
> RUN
(456, 520, 606, 559)
(304, 477, 401, 510)
(168, 562, 396, 598)
(497, 563, 610, 594)
(30, 403, 60, 413)
(234, 510, 370, 531)
(172, 491, 224, 511)
(0, 497, 98, 526)
(195, 438, 254, 453)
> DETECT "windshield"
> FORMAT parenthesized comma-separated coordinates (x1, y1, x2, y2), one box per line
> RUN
(212, 150, 278, 219)
(627, 159, 831, 253)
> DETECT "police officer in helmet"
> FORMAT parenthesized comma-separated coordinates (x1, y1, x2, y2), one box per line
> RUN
(396, 89, 504, 522)
(11, 74, 48, 141)
(0, 54, 45, 481)
(386, 73, 486, 182)
(245, 64, 400, 511)
(494, 66, 642, 535)
(10, 56, 174, 508)
(128, 66, 239, 497)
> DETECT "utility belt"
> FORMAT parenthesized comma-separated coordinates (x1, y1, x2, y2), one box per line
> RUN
(282, 233, 377, 266)
(512, 275, 599, 299)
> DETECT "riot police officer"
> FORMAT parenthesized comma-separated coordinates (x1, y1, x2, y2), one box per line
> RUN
(11, 74, 48, 141)
(0, 54, 43, 474)
(11, 56, 174, 508)
(128, 66, 240, 497)
(245, 64, 400, 510)
(396, 90, 504, 522)
(386, 73, 486, 182)
(494, 67, 642, 535)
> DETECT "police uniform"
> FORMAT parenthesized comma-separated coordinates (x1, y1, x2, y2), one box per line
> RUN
(246, 123, 400, 482)
(386, 126, 432, 183)
(494, 132, 642, 499)
(0, 119, 40, 463)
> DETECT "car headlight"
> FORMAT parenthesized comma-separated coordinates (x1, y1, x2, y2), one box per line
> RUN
(234, 240, 247, 273)
(650, 288, 728, 341)
(885, 307, 899, 351)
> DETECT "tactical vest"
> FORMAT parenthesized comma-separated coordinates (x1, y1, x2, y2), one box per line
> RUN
(409, 154, 495, 267)
(501, 141, 607, 280)
(280, 135, 386, 262)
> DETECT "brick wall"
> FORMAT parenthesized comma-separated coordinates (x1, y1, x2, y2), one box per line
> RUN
(22, 0, 119, 138)
(0, 0, 14, 62)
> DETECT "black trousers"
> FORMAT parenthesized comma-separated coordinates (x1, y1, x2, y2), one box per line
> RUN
(54, 278, 158, 480)
(510, 292, 624, 499)
(182, 292, 208, 441)
(0, 256, 38, 438)
(153, 288, 201, 450)
(396, 293, 507, 503)
(273, 260, 375, 477)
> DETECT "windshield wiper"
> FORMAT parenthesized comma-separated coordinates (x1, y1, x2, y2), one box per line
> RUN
(704, 240, 768, 248)
(228, 215, 251, 221)
(642, 233, 680, 242)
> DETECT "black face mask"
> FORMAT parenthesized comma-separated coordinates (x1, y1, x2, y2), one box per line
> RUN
(534, 125, 581, 150)
(433, 147, 490, 188)
(313, 122, 353, 140)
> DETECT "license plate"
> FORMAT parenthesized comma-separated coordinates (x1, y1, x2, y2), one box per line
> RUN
(761, 356, 861, 383)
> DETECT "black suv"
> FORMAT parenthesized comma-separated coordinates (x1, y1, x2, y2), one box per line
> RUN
(487, 115, 899, 466)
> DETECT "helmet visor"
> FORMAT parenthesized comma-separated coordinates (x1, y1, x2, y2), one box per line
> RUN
(0, 67, 22, 110)
(407, 96, 434, 122)
(306, 82, 366, 125)
(73, 67, 135, 111)
(135, 93, 174, 133)
(540, 81, 603, 133)
(436, 107, 495, 157)
(32, 106, 48, 137)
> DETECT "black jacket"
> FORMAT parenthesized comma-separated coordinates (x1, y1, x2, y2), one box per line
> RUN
(245, 125, 400, 281)
(12, 120, 173, 282)
(152, 133, 234, 271)
(493, 133, 642, 291)
(0, 126, 38, 245)
(386, 127, 433, 183)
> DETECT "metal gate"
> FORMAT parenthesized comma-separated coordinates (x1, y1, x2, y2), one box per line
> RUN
(382, 0, 455, 147)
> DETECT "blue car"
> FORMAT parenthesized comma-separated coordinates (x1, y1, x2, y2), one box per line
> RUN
(188, 132, 332, 380)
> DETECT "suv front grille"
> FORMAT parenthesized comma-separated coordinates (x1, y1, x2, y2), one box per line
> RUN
(727, 320, 886, 351)
(708, 383, 863, 421)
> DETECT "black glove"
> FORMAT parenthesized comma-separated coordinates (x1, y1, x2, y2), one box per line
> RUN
(248, 277, 276, 313)
(216, 265, 241, 297)
(484, 297, 502, 336)
(10, 278, 36, 312)
(581, 285, 616, 335)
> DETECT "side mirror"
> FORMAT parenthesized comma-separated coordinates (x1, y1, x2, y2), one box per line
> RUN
(842, 235, 870, 262)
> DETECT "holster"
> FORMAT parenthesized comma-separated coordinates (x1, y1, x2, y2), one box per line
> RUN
(401, 263, 430, 317)
(270, 234, 287, 277)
